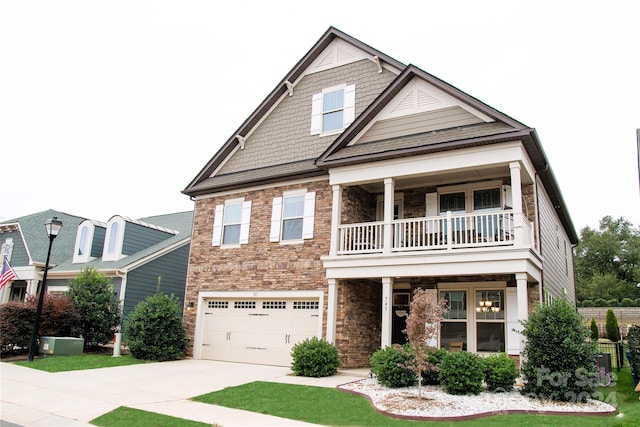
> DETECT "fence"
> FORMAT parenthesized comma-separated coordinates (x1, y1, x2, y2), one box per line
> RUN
(588, 339, 625, 371)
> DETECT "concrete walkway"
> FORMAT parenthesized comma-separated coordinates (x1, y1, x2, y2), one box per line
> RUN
(0, 359, 369, 427)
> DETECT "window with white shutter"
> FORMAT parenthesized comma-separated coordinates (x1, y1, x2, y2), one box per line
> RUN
(270, 191, 316, 242)
(212, 200, 252, 246)
(310, 84, 355, 135)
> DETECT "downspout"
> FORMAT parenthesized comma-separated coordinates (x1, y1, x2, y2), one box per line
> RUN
(114, 269, 126, 352)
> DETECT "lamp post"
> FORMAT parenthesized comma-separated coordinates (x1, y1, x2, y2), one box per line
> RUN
(27, 217, 63, 362)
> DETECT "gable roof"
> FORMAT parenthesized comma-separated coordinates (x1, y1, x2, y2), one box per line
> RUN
(0, 209, 87, 266)
(182, 27, 405, 197)
(182, 27, 577, 244)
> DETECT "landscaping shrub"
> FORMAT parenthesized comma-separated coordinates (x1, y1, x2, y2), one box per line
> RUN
(438, 351, 483, 395)
(581, 299, 593, 307)
(124, 292, 188, 361)
(482, 353, 518, 392)
(606, 299, 618, 307)
(66, 267, 121, 348)
(621, 297, 634, 307)
(0, 295, 82, 355)
(29, 294, 82, 338)
(421, 347, 447, 385)
(605, 309, 621, 342)
(290, 337, 339, 377)
(0, 302, 35, 354)
(635, 298, 640, 307)
(589, 317, 599, 341)
(519, 299, 597, 402)
(626, 325, 640, 385)
(370, 345, 417, 388)
(593, 298, 607, 307)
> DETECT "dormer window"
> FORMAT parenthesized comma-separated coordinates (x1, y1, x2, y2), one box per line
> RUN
(73, 220, 106, 263)
(102, 216, 126, 261)
(310, 84, 355, 135)
(78, 226, 88, 256)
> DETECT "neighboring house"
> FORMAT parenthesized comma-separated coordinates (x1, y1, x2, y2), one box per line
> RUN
(182, 27, 578, 368)
(0, 209, 193, 319)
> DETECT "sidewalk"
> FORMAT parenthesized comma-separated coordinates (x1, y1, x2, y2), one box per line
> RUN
(0, 359, 369, 427)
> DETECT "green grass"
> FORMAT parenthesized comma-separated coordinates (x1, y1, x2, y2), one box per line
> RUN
(14, 354, 148, 372)
(91, 406, 213, 427)
(192, 369, 640, 427)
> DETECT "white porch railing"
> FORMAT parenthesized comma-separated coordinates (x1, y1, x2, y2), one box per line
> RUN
(337, 211, 532, 255)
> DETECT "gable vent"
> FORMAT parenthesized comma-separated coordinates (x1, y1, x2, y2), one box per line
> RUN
(337, 47, 355, 62)
(417, 88, 440, 107)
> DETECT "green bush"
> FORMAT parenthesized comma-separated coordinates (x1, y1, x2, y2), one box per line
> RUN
(593, 298, 607, 307)
(370, 345, 417, 388)
(290, 337, 339, 377)
(621, 297, 634, 307)
(627, 325, 640, 384)
(606, 299, 618, 307)
(0, 295, 82, 355)
(482, 353, 518, 392)
(519, 300, 597, 402)
(421, 347, 447, 385)
(66, 267, 121, 348)
(589, 318, 599, 341)
(124, 293, 188, 361)
(605, 309, 621, 342)
(581, 299, 593, 307)
(635, 298, 640, 307)
(0, 302, 35, 354)
(438, 351, 484, 395)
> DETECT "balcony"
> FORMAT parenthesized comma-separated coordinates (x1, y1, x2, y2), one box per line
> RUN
(337, 210, 533, 255)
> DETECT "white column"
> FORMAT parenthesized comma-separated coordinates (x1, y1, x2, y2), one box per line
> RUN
(509, 162, 524, 245)
(326, 279, 338, 344)
(329, 185, 342, 256)
(516, 272, 528, 352)
(381, 277, 393, 347)
(383, 178, 394, 254)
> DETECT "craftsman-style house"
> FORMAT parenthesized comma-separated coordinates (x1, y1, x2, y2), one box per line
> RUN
(182, 27, 577, 368)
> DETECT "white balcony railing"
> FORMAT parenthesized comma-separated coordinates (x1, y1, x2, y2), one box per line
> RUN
(337, 211, 531, 255)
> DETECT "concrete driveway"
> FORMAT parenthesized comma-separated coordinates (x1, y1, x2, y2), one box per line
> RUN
(0, 359, 368, 426)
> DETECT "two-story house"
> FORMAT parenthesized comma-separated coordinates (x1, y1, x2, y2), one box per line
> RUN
(1, 209, 192, 319)
(182, 27, 578, 368)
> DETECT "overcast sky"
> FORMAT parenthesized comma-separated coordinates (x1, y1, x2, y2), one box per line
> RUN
(1, 1, 639, 234)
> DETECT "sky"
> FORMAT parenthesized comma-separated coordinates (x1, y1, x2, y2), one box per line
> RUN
(1, 1, 639, 234)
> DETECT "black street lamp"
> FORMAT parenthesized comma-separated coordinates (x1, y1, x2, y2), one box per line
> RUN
(27, 217, 63, 362)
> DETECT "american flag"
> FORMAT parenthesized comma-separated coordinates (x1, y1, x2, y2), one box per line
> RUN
(0, 256, 17, 290)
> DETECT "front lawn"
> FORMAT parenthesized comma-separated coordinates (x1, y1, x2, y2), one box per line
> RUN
(91, 407, 213, 427)
(13, 354, 148, 372)
(192, 368, 639, 426)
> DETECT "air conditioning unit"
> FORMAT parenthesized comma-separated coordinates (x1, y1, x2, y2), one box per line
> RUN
(38, 337, 84, 356)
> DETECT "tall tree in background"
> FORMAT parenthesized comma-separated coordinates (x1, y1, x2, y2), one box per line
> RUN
(575, 216, 640, 302)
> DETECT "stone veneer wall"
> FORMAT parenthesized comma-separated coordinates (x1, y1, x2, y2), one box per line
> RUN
(183, 180, 333, 355)
(336, 280, 382, 368)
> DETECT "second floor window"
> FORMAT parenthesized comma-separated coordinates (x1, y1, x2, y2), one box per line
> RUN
(270, 191, 316, 242)
(212, 200, 252, 246)
(310, 84, 355, 135)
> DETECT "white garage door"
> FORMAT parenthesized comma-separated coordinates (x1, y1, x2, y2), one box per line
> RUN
(200, 297, 320, 366)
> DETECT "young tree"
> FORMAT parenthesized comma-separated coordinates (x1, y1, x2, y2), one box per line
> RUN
(589, 317, 599, 341)
(605, 309, 621, 342)
(66, 267, 122, 349)
(395, 288, 448, 398)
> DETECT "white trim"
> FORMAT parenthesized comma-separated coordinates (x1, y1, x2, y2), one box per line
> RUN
(193, 176, 328, 201)
(102, 216, 126, 262)
(212, 205, 224, 246)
